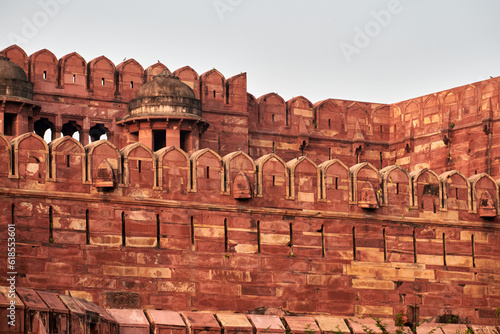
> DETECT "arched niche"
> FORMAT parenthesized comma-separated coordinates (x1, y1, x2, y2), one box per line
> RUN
(373, 105, 389, 139)
(461, 86, 477, 117)
(442, 91, 459, 124)
(346, 102, 370, 139)
(287, 96, 313, 128)
(2, 44, 29, 73)
(256, 93, 286, 129)
(439, 170, 471, 212)
(222, 151, 255, 199)
(404, 101, 419, 138)
(11, 133, 49, 182)
(255, 153, 289, 200)
(49, 136, 85, 183)
(190, 148, 222, 194)
(350, 162, 381, 209)
(314, 99, 343, 133)
(200, 68, 225, 103)
(423, 94, 439, 116)
(422, 94, 441, 133)
(380, 165, 411, 207)
(29, 48, 58, 92)
(121, 142, 156, 188)
(318, 159, 349, 208)
(226, 73, 246, 106)
(85, 140, 121, 188)
(116, 58, 144, 100)
(87, 56, 116, 98)
(410, 168, 442, 213)
(480, 81, 497, 116)
(145, 62, 168, 83)
(156, 146, 190, 196)
(287, 156, 319, 204)
(58, 52, 87, 95)
(175, 66, 200, 99)
(469, 173, 498, 217)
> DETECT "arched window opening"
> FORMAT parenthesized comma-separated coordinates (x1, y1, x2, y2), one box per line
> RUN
(34, 118, 55, 143)
(62, 121, 81, 142)
(89, 124, 108, 142)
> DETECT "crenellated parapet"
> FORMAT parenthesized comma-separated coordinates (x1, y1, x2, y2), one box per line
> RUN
(0, 45, 390, 146)
(0, 45, 249, 107)
(391, 82, 499, 141)
(3, 44, 499, 179)
(2, 130, 500, 323)
(3, 44, 500, 325)
(1, 131, 499, 220)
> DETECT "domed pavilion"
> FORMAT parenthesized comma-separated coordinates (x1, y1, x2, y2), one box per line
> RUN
(0, 55, 40, 138)
(119, 69, 209, 152)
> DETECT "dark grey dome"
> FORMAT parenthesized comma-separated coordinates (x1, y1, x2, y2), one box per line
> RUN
(135, 69, 196, 100)
(0, 55, 33, 100)
(127, 69, 203, 121)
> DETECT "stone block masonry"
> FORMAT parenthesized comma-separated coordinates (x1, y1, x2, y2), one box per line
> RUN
(0, 44, 500, 326)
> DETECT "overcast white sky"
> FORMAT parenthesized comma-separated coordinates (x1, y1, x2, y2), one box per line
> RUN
(1, 0, 500, 104)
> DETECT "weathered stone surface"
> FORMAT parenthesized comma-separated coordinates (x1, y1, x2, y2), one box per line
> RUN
(182, 312, 221, 334)
(283, 316, 320, 334)
(315, 316, 350, 334)
(216, 313, 253, 334)
(247, 314, 284, 334)
(107, 308, 150, 333)
(0, 45, 499, 328)
(103, 291, 141, 309)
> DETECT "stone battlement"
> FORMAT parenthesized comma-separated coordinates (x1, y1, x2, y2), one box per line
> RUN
(1, 44, 500, 327)
(1, 132, 499, 221)
(2, 45, 500, 178)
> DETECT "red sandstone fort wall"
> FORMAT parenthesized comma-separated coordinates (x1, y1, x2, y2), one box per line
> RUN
(1, 44, 500, 325)
(3, 45, 499, 180)
(0, 130, 499, 323)
(2, 45, 499, 179)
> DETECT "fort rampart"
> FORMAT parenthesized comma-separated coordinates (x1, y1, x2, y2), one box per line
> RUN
(1, 44, 500, 326)
(0, 131, 499, 324)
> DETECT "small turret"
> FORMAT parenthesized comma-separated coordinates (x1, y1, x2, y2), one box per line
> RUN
(0, 55, 40, 138)
(120, 69, 208, 152)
